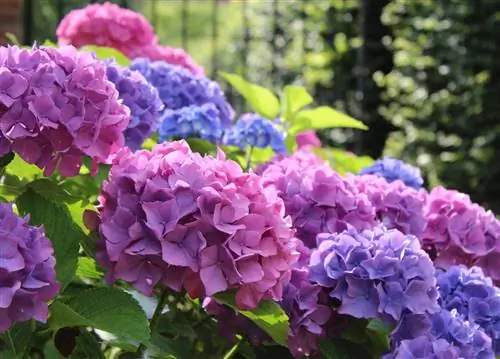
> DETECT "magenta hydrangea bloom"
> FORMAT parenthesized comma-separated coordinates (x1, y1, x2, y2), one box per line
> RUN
(348, 174, 426, 238)
(95, 140, 299, 309)
(421, 187, 500, 283)
(137, 44, 204, 76)
(296, 131, 321, 148)
(257, 153, 376, 248)
(56, 2, 157, 58)
(0, 203, 60, 332)
(0, 45, 130, 176)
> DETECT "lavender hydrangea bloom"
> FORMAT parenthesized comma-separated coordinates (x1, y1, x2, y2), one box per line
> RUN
(382, 335, 461, 359)
(360, 157, 424, 190)
(130, 58, 233, 127)
(309, 226, 439, 324)
(159, 104, 224, 143)
(223, 113, 286, 153)
(104, 61, 164, 151)
(0, 203, 60, 332)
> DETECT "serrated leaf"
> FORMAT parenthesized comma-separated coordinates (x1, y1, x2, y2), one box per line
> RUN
(282, 85, 313, 121)
(214, 291, 289, 347)
(28, 178, 80, 204)
(16, 189, 82, 288)
(290, 107, 368, 135)
(0, 322, 33, 358)
(49, 288, 150, 344)
(221, 72, 280, 119)
(81, 45, 130, 66)
(76, 257, 103, 280)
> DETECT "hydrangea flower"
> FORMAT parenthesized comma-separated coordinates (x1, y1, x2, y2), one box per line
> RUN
(296, 131, 321, 148)
(422, 187, 500, 283)
(360, 157, 424, 190)
(130, 59, 233, 127)
(0, 45, 130, 176)
(436, 265, 500, 355)
(348, 174, 426, 237)
(104, 61, 163, 151)
(382, 336, 461, 359)
(56, 2, 157, 58)
(256, 148, 326, 175)
(159, 104, 223, 143)
(0, 203, 60, 332)
(137, 44, 204, 75)
(223, 113, 286, 153)
(95, 140, 299, 310)
(309, 226, 440, 324)
(257, 156, 376, 248)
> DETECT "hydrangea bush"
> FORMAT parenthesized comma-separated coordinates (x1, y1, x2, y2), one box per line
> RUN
(0, 3, 498, 359)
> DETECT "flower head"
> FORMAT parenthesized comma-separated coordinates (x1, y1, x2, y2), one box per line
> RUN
(0, 45, 130, 176)
(136, 44, 204, 75)
(104, 60, 163, 151)
(382, 335, 461, 359)
(223, 113, 286, 153)
(95, 140, 298, 309)
(130, 59, 233, 127)
(56, 2, 156, 58)
(296, 131, 321, 148)
(0, 203, 60, 332)
(360, 157, 424, 190)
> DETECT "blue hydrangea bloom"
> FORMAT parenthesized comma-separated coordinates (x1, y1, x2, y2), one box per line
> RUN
(360, 157, 424, 189)
(309, 226, 439, 324)
(104, 61, 164, 151)
(130, 58, 233, 127)
(382, 335, 461, 359)
(222, 113, 286, 153)
(436, 265, 500, 355)
(158, 104, 223, 143)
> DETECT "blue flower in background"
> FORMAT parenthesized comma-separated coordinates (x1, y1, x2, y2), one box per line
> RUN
(360, 157, 424, 189)
(130, 58, 234, 128)
(159, 103, 223, 143)
(223, 113, 286, 153)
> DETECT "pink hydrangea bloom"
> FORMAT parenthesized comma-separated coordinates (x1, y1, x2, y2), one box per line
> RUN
(0, 45, 130, 176)
(422, 186, 500, 283)
(296, 131, 321, 148)
(95, 140, 299, 310)
(56, 2, 157, 58)
(137, 44, 204, 75)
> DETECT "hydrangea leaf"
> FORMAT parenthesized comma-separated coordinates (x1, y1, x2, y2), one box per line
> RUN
(49, 288, 150, 344)
(282, 85, 313, 121)
(221, 72, 280, 119)
(186, 138, 216, 155)
(16, 189, 82, 289)
(27, 178, 80, 204)
(289, 106, 368, 135)
(0, 322, 33, 358)
(313, 147, 374, 175)
(214, 291, 289, 347)
(5, 155, 42, 181)
(319, 339, 373, 359)
(0, 152, 14, 168)
(4, 32, 20, 45)
(81, 45, 130, 66)
(76, 257, 103, 280)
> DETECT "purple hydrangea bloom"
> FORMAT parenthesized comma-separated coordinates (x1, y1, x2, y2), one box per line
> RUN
(95, 140, 299, 310)
(0, 203, 60, 332)
(360, 157, 424, 190)
(382, 335, 461, 359)
(309, 226, 439, 324)
(348, 174, 426, 238)
(159, 103, 224, 143)
(104, 61, 164, 151)
(0, 45, 130, 176)
(436, 265, 500, 355)
(130, 58, 234, 127)
(223, 113, 286, 153)
(257, 154, 376, 248)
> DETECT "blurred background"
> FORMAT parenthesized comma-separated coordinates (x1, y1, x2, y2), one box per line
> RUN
(3, 0, 500, 213)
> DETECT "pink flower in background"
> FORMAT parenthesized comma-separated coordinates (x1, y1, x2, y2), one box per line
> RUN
(56, 2, 157, 58)
(137, 44, 204, 75)
(296, 131, 321, 148)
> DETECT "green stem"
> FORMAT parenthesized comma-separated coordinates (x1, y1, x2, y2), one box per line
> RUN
(136, 287, 169, 355)
(245, 147, 254, 171)
(6, 330, 17, 357)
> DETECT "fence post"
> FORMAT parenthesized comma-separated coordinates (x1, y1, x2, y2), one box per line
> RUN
(0, 0, 23, 45)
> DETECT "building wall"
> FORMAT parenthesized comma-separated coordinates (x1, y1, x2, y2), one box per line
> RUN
(0, 0, 22, 45)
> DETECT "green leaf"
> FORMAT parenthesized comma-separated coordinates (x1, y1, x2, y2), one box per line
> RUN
(71, 330, 105, 359)
(248, 146, 275, 166)
(4, 32, 20, 45)
(16, 189, 82, 288)
(0, 152, 14, 168)
(0, 322, 33, 358)
(289, 106, 368, 135)
(42, 40, 58, 48)
(81, 45, 130, 66)
(149, 333, 193, 358)
(282, 85, 313, 121)
(314, 147, 374, 175)
(221, 72, 280, 119)
(6, 155, 42, 181)
(49, 288, 150, 344)
(76, 257, 103, 280)
(28, 178, 80, 204)
(186, 138, 216, 155)
(320, 339, 373, 359)
(214, 291, 289, 347)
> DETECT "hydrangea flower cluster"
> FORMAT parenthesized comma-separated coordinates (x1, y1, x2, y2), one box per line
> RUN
(383, 336, 461, 359)
(436, 265, 500, 354)
(309, 226, 440, 324)
(223, 113, 286, 153)
(95, 140, 299, 309)
(104, 61, 164, 151)
(137, 44, 204, 75)
(159, 104, 223, 143)
(348, 174, 426, 238)
(296, 131, 321, 148)
(130, 59, 233, 128)
(56, 2, 157, 58)
(0, 45, 130, 176)
(422, 187, 500, 283)
(257, 156, 376, 248)
(0, 203, 60, 332)
(360, 157, 424, 190)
